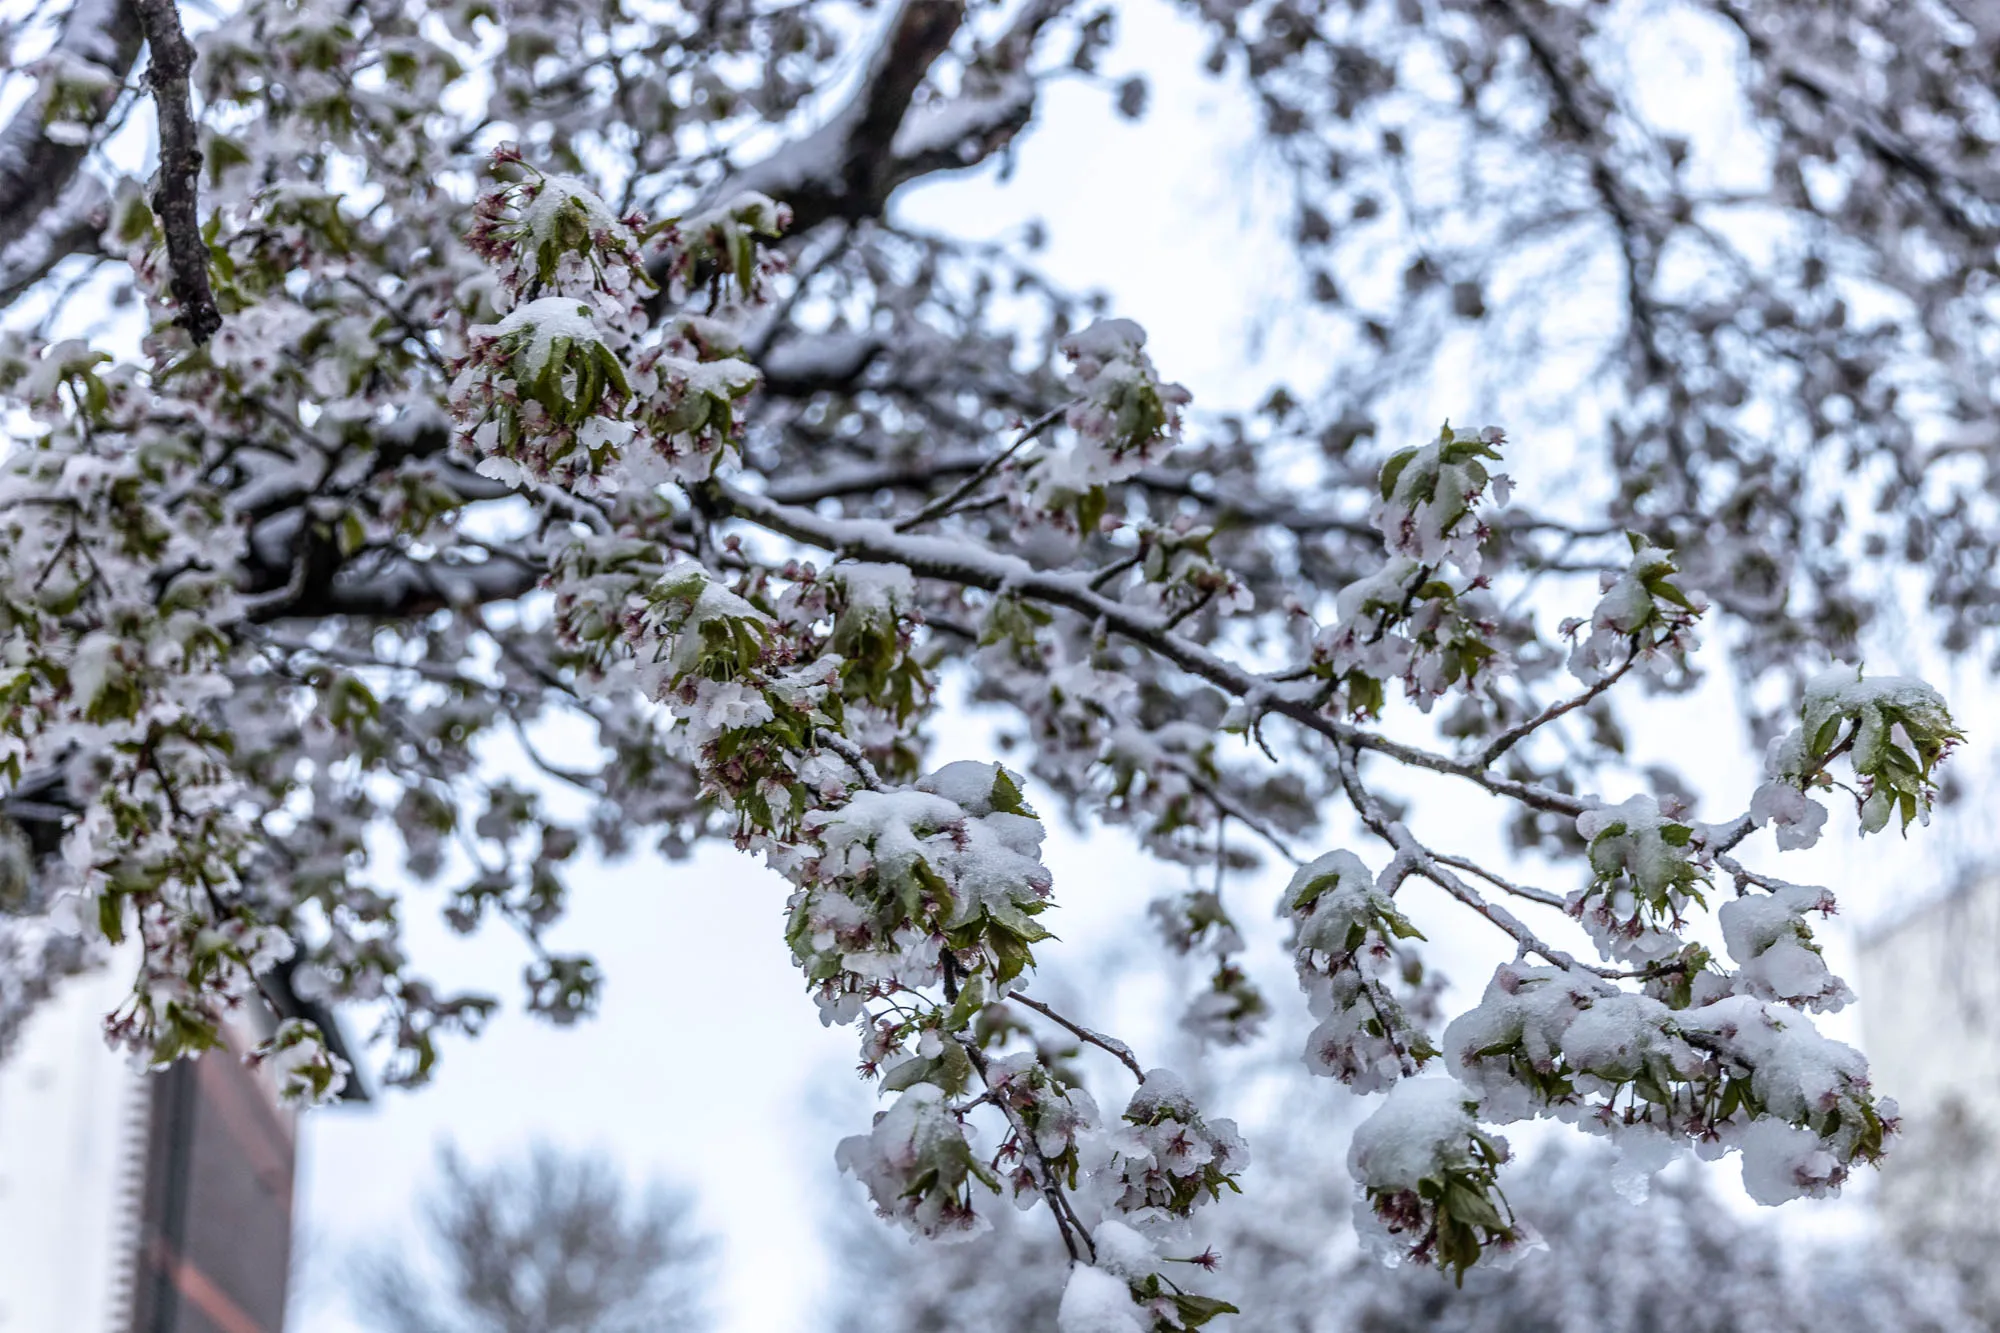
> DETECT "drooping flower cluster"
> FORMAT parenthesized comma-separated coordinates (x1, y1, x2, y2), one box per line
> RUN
(1718, 883, 1851, 1013)
(1314, 424, 1513, 715)
(1151, 885, 1269, 1047)
(1025, 318, 1192, 528)
(1347, 1078, 1530, 1275)
(1443, 965, 1892, 1206)
(1286, 851, 1437, 1092)
(837, 1083, 998, 1241)
(791, 767, 1056, 1022)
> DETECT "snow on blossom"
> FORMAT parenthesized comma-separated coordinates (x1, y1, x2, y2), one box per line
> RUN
(1058, 1264, 1149, 1333)
(1570, 794, 1706, 964)
(1370, 423, 1508, 574)
(1718, 884, 1851, 1012)
(836, 1084, 995, 1240)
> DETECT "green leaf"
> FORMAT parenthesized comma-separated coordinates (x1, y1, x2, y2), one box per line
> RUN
(1378, 446, 1418, 501)
(990, 927, 1035, 986)
(880, 1056, 935, 1093)
(336, 509, 367, 558)
(935, 1038, 974, 1095)
(988, 767, 1034, 818)
(944, 975, 986, 1033)
(1076, 484, 1109, 536)
(1171, 1294, 1241, 1326)
(1646, 577, 1696, 612)
(98, 891, 124, 943)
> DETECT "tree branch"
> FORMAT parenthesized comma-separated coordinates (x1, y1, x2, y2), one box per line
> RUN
(1477, 646, 1638, 767)
(1335, 743, 1602, 976)
(711, 480, 1593, 820)
(133, 0, 220, 341)
(0, 0, 141, 262)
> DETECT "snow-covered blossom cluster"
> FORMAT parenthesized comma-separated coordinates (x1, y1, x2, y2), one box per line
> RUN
(1287, 851, 1435, 1092)
(1313, 424, 1512, 714)
(1026, 319, 1192, 529)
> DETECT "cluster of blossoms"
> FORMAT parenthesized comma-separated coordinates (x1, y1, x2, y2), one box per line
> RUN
(451, 159, 775, 492)
(1022, 318, 1192, 530)
(1085, 1070, 1248, 1224)
(1562, 536, 1707, 685)
(1445, 962, 1891, 1206)
(1346, 1078, 1532, 1276)
(1313, 424, 1511, 715)
(1286, 851, 1436, 1092)
(0, 337, 347, 1093)
(1569, 793, 1709, 963)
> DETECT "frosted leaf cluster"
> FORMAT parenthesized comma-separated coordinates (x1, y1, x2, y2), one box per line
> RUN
(1562, 536, 1706, 685)
(1757, 666, 1962, 841)
(1370, 423, 1510, 573)
(1314, 424, 1513, 715)
(1569, 794, 1707, 964)
(1025, 318, 1192, 527)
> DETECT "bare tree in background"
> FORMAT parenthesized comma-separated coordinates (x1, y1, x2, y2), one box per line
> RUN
(355, 1145, 711, 1333)
(1875, 1096, 2000, 1329)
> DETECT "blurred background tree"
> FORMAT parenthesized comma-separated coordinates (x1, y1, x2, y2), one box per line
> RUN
(354, 1144, 712, 1333)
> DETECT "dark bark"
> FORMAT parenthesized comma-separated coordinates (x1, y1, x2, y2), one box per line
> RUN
(133, 0, 221, 342)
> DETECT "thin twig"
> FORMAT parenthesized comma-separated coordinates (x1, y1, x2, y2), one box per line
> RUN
(1007, 992, 1145, 1081)
(893, 403, 1068, 532)
(960, 1038, 1093, 1264)
(1430, 851, 1567, 909)
(1477, 646, 1638, 768)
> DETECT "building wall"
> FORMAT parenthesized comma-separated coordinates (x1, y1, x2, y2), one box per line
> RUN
(1856, 875, 2000, 1314)
(0, 960, 148, 1333)
(128, 1041, 297, 1333)
(0, 958, 300, 1333)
